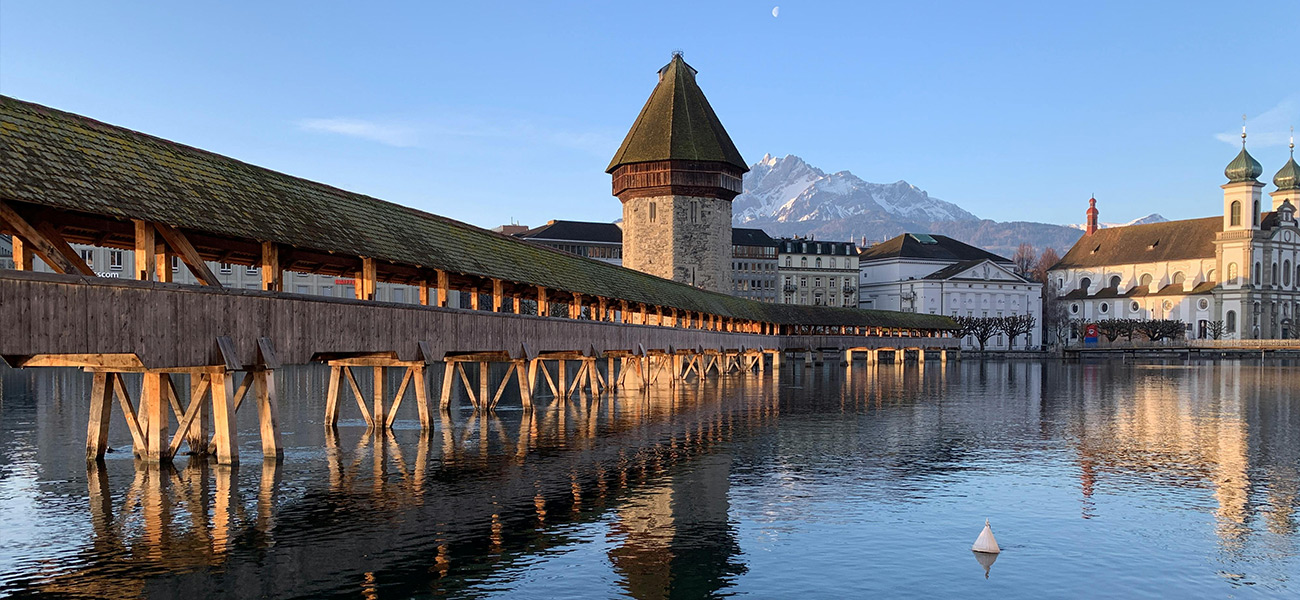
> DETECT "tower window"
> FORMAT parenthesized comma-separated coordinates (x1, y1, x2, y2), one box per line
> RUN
(1227, 310, 1236, 333)
(1253, 200, 1260, 226)
(1227, 263, 1238, 285)
(1230, 201, 1241, 226)
(649, 202, 657, 223)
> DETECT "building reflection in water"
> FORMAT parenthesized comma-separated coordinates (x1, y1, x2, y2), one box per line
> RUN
(4, 358, 1299, 597)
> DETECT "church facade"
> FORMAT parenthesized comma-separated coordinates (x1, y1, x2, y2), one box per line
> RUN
(1049, 136, 1300, 339)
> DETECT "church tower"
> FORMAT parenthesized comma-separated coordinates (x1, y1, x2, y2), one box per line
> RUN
(608, 53, 748, 292)
(1270, 130, 1299, 211)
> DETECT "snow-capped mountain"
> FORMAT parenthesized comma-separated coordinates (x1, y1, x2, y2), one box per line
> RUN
(735, 154, 978, 225)
(1066, 213, 1169, 231)
(733, 154, 1085, 257)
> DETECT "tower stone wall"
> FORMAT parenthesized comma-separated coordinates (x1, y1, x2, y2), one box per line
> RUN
(622, 194, 732, 292)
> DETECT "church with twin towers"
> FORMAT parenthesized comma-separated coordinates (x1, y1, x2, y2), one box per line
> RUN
(1050, 127, 1300, 340)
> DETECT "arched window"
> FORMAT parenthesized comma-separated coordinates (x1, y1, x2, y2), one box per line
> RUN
(1227, 263, 1238, 285)
(1254, 200, 1260, 226)
(830, 257, 837, 268)
(649, 202, 657, 223)
(1139, 273, 1153, 288)
(1172, 271, 1186, 285)
(1272, 263, 1279, 286)
(801, 257, 808, 267)
(1230, 201, 1242, 226)
(1079, 277, 1092, 291)
(785, 257, 792, 267)
(816, 258, 822, 268)
(1254, 262, 1262, 286)
(1286, 260, 1294, 287)
(1109, 275, 1122, 288)
(1227, 310, 1237, 333)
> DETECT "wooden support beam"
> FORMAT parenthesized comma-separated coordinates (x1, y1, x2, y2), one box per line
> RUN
(356, 257, 377, 300)
(436, 269, 449, 307)
(372, 366, 387, 429)
(385, 367, 414, 428)
(456, 363, 478, 409)
(255, 370, 283, 459)
(141, 372, 171, 462)
(0, 201, 91, 274)
(418, 279, 430, 306)
(492, 278, 504, 312)
(154, 222, 223, 287)
(85, 372, 113, 460)
(478, 361, 489, 408)
(537, 286, 549, 317)
(325, 365, 343, 426)
(412, 365, 431, 428)
(516, 361, 533, 410)
(513, 295, 521, 314)
(210, 369, 239, 465)
(167, 374, 208, 458)
(469, 287, 480, 310)
(133, 219, 156, 281)
(342, 367, 374, 427)
(439, 362, 455, 413)
(155, 246, 173, 283)
(259, 241, 282, 291)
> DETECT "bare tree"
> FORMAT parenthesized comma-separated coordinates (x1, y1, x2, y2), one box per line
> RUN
(998, 314, 1038, 349)
(1206, 320, 1226, 340)
(963, 317, 1003, 351)
(1011, 243, 1036, 278)
(1134, 319, 1185, 342)
(1031, 247, 1061, 284)
(1041, 279, 1070, 347)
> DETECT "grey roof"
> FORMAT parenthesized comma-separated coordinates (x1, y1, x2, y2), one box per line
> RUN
(921, 259, 1025, 281)
(606, 54, 748, 173)
(732, 227, 778, 247)
(517, 220, 623, 244)
(859, 233, 1009, 263)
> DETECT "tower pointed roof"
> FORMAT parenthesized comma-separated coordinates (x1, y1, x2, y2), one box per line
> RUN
(1274, 134, 1299, 191)
(606, 54, 748, 173)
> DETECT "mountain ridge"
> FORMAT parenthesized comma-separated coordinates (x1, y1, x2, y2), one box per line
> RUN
(733, 154, 1089, 257)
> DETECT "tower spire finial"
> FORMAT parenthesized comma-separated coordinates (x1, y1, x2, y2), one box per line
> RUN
(1242, 114, 1248, 147)
(1290, 125, 1294, 157)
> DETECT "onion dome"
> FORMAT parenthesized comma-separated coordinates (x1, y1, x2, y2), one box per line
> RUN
(1225, 146, 1263, 183)
(1274, 141, 1299, 191)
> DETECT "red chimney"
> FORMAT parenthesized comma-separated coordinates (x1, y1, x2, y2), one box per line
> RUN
(1085, 197, 1099, 235)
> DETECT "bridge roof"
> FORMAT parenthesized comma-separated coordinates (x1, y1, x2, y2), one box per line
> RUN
(0, 95, 950, 330)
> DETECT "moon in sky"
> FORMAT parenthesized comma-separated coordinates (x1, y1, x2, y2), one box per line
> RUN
(772, 6, 779, 18)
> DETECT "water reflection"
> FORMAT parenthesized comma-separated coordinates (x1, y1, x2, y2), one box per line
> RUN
(1, 361, 1299, 598)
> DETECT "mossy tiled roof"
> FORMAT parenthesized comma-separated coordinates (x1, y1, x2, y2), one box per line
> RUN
(606, 55, 748, 173)
(0, 95, 951, 330)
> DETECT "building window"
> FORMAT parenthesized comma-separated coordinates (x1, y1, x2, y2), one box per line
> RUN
(1079, 277, 1091, 291)
(247, 265, 259, 275)
(1227, 263, 1238, 285)
(1130, 301, 1141, 313)
(1099, 302, 1109, 314)
(1254, 200, 1260, 226)
(785, 257, 792, 267)
(109, 250, 123, 270)
(220, 262, 232, 274)
(1070, 303, 1080, 314)
(392, 288, 406, 303)
(1272, 262, 1278, 287)
(1109, 275, 1121, 288)
(690, 200, 699, 224)
(172, 257, 180, 272)
(1226, 310, 1237, 333)
(816, 258, 822, 268)
(1172, 271, 1185, 285)
(1198, 298, 1209, 311)
(321, 286, 332, 297)
(649, 202, 657, 223)
(1285, 260, 1292, 287)
(78, 249, 94, 268)
(801, 257, 807, 267)
(296, 285, 310, 294)
(1253, 262, 1261, 286)
(1230, 201, 1241, 226)
(830, 257, 837, 268)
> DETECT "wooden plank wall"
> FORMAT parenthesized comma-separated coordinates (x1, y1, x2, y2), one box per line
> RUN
(0, 271, 957, 369)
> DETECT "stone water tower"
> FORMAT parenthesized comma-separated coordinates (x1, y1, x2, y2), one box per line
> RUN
(608, 53, 748, 292)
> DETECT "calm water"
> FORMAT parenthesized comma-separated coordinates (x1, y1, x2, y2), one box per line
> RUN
(1, 360, 1298, 599)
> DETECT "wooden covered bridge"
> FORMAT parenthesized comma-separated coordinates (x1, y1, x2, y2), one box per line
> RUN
(0, 95, 957, 467)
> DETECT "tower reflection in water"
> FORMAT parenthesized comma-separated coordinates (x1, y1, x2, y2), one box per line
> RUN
(25, 365, 776, 599)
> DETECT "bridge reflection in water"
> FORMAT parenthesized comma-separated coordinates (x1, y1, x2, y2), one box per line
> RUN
(14, 363, 788, 599)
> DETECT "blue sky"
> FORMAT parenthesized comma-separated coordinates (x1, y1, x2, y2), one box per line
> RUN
(2, 1, 1297, 229)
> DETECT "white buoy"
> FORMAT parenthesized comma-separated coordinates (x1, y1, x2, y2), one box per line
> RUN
(972, 519, 1001, 554)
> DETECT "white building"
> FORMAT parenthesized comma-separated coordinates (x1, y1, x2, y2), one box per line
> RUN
(777, 237, 859, 307)
(858, 233, 1043, 349)
(1049, 135, 1300, 340)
